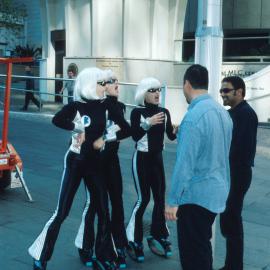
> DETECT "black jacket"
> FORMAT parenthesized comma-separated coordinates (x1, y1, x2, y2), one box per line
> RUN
(103, 95, 131, 153)
(52, 98, 130, 157)
(229, 100, 258, 167)
(131, 102, 176, 153)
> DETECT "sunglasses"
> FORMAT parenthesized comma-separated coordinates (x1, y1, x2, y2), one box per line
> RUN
(106, 78, 118, 84)
(219, 88, 235, 94)
(97, 80, 107, 87)
(147, 88, 162, 93)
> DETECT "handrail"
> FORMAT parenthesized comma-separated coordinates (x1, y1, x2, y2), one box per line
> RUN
(0, 85, 67, 97)
(174, 36, 270, 42)
(0, 85, 138, 109)
(0, 74, 182, 89)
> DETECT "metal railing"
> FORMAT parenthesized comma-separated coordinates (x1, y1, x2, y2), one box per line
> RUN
(0, 74, 270, 125)
(175, 36, 270, 42)
(0, 74, 179, 114)
(0, 74, 73, 112)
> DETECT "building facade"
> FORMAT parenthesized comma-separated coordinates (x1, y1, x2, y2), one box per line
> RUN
(12, 0, 270, 122)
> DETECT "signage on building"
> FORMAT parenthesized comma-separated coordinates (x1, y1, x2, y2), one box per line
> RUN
(221, 64, 267, 79)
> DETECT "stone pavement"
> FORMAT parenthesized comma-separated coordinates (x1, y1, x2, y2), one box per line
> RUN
(0, 98, 270, 269)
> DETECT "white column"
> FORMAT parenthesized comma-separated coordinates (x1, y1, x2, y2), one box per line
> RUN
(124, 0, 151, 58)
(65, 0, 91, 57)
(39, 0, 49, 58)
(195, 0, 223, 102)
(172, 0, 188, 61)
(40, 0, 67, 101)
(92, 0, 123, 57)
(39, 0, 55, 101)
(151, 0, 170, 59)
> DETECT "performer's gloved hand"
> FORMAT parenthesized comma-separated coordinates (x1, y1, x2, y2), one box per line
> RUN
(140, 112, 165, 131)
(73, 122, 85, 133)
(149, 112, 165, 126)
(103, 132, 117, 143)
(74, 132, 85, 148)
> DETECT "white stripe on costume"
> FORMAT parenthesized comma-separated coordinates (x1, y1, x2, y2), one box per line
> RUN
(126, 151, 142, 242)
(75, 188, 91, 248)
(28, 150, 69, 260)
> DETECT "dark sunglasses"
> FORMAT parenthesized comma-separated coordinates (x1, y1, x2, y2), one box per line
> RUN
(147, 88, 162, 93)
(219, 88, 235, 94)
(106, 78, 118, 84)
(97, 80, 107, 87)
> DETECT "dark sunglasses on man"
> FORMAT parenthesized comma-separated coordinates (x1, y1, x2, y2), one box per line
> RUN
(147, 88, 162, 93)
(219, 88, 235, 94)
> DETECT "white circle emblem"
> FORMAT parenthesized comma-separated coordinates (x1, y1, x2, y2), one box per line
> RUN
(81, 115, 91, 127)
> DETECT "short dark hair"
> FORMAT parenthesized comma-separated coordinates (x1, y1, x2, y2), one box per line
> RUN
(222, 76, 246, 97)
(183, 64, 208, 90)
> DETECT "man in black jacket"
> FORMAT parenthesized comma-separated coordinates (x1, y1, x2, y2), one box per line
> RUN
(21, 65, 42, 111)
(219, 76, 258, 270)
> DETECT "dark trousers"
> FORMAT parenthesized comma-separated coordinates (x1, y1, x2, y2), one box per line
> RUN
(177, 204, 216, 270)
(23, 91, 41, 109)
(103, 151, 127, 248)
(28, 151, 116, 263)
(67, 91, 73, 104)
(220, 166, 252, 270)
(79, 150, 127, 250)
(126, 150, 168, 243)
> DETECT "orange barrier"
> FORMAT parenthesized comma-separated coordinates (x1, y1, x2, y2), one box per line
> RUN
(0, 57, 33, 201)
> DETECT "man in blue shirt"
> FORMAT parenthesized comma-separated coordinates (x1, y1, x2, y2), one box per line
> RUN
(165, 64, 233, 270)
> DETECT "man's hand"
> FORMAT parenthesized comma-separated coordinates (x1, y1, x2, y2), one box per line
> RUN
(149, 112, 165, 126)
(93, 137, 105, 150)
(165, 205, 179, 221)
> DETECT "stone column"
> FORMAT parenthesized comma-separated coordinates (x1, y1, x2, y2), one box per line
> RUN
(65, 0, 92, 57)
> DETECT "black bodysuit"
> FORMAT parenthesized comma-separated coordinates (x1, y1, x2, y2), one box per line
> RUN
(75, 95, 131, 252)
(28, 98, 130, 264)
(126, 102, 176, 244)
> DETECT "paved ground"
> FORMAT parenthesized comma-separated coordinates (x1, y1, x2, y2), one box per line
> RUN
(0, 95, 270, 269)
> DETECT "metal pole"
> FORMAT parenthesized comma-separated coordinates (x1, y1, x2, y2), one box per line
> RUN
(195, 0, 223, 102)
(38, 89, 42, 112)
(195, 0, 224, 259)
(1, 62, 12, 153)
(161, 84, 166, 108)
(15, 165, 33, 202)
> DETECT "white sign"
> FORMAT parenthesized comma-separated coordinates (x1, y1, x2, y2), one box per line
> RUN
(244, 65, 270, 122)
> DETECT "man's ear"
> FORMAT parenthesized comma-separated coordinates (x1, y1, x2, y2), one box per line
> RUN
(237, 88, 243, 97)
(185, 80, 192, 90)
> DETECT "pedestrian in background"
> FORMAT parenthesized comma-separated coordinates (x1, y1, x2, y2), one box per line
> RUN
(60, 69, 76, 104)
(21, 65, 42, 111)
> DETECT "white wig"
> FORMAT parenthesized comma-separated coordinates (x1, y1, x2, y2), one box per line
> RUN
(73, 67, 107, 101)
(104, 69, 115, 81)
(135, 77, 161, 105)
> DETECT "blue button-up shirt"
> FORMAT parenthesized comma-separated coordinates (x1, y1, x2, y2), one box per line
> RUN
(168, 94, 233, 213)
